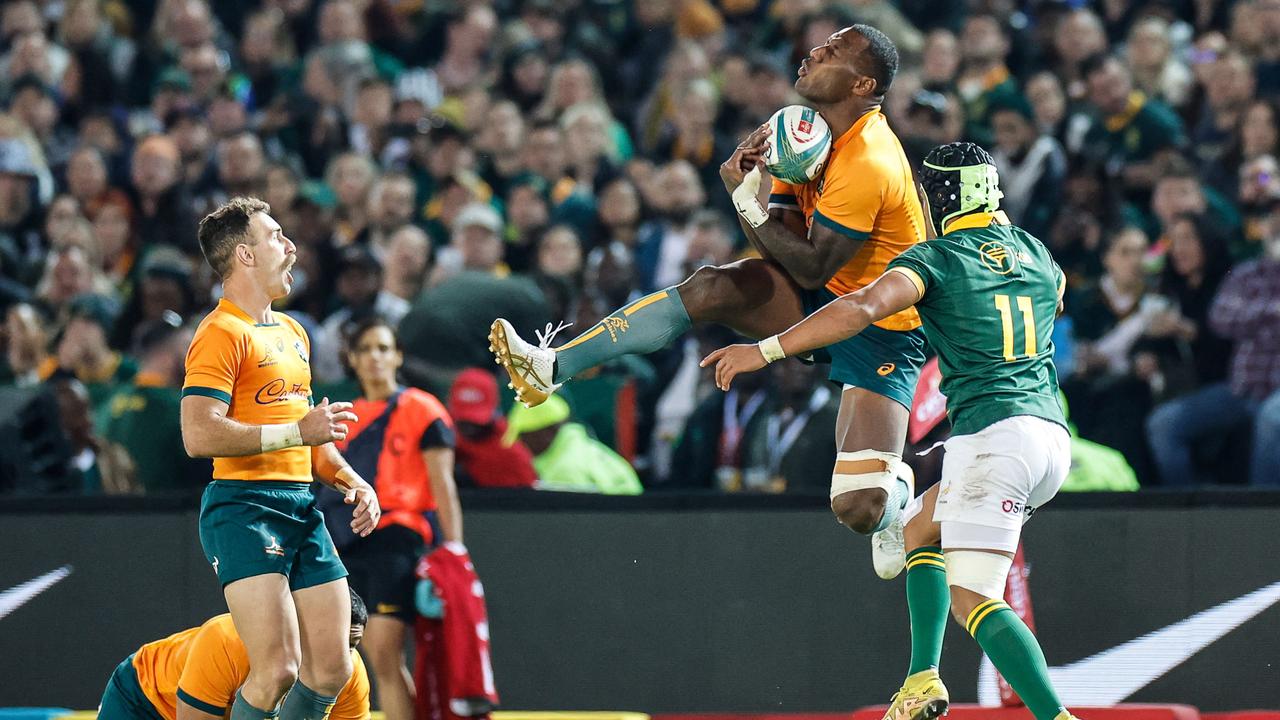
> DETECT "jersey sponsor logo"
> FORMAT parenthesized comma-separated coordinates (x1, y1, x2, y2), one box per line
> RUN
(979, 241, 1015, 275)
(977, 578, 1280, 706)
(877, 362, 896, 376)
(1000, 499, 1037, 519)
(264, 536, 286, 557)
(255, 378, 310, 405)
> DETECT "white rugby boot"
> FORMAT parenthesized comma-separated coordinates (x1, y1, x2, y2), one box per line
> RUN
(488, 318, 568, 407)
(872, 462, 914, 579)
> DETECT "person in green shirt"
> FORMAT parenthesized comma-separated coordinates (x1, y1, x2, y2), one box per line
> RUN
(104, 313, 209, 494)
(504, 394, 641, 495)
(704, 143, 1081, 720)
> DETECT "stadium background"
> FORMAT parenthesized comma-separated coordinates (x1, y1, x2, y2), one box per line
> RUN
(0, 0, 1278, 716)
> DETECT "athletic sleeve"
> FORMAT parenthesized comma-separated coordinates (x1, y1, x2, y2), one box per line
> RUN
(886, 242, 943, 303)
(183, 320, 245, 405)
(331, 653, 372, 720)
(812, 156, 880, 240)
(767, 175, 801, 211)
(409, 390, 456, 450)
(420, 418, 456, 450)
(175, 619, 249, 715)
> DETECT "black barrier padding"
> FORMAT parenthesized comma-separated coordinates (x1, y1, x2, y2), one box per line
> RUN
(1, 508, 1278, 711)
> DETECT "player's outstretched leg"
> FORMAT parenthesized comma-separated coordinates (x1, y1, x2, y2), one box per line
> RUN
(829, 387, 913, 561)
(281, 579, 355, 720)
(882, 486, 950, 720)
(491, 259, 805, 406)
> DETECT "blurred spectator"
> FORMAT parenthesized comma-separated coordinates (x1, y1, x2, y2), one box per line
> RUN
(104, 314, 206, 494)
(433, 202, 506, 285)
(1125, 16, 1193, 112)
(50, 376, 135, 494)
(535, 224, 583, 283)
(447, 368, 537, 489)
(129, 134, 198, 254)
(505, 394, 642, 495)
(46, 293, 137, 418)
(362, 172, 419, 258)
(1147, 201, 1280, 486)
(670, 349, 771, 491)
(738, 361, 839, 494)
(635, 160, 707, 292)
(1191, 52, 1257, 167)
(5, 301, 50, 386)
(0, 135, 44, 280)
(312, 245, 409, 384)
(1051, 8, 1108, 101)
(990, 96, 1066, 239)
(955, 13, 1018, 147)
(382, 225, 431, 304)
(920, 29, 959, 91)
(1082, 53, 1186, 204)
(111, 249, 197, 351)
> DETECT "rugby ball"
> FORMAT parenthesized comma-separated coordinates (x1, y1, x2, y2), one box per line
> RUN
(764, 105, 832, 184)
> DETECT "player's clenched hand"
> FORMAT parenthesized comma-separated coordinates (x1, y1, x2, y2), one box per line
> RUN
(344, 479, 381, 537)
(699, 343, 768, 391)
(720, 123, 771, 192)
(298, 397, 358, 445)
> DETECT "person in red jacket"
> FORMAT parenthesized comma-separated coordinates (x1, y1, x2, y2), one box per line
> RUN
(447, 368, 538, 489)
(326, 317, 464, 720)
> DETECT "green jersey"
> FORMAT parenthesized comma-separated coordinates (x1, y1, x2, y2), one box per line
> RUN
(886, 212, 1066, 436)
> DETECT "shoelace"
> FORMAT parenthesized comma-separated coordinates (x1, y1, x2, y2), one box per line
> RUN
(535, 320, 573, 349)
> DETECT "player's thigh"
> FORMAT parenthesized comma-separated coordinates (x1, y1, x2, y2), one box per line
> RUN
(829, 323, 927, 450)
(675, 258, 806, 336)
(934, 416, 1060, 553)
(198, 481, 313, 587)
(292, 577, 354, 676)
(224, 573, 301, 669)
(99, 656, 165, 720)
(288, 493, 348, 593)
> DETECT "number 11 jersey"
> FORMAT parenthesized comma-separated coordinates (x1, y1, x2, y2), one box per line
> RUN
(886, 211, 1067, 436)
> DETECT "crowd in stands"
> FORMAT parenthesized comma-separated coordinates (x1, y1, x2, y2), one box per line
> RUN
(0, 0, 1277, 496)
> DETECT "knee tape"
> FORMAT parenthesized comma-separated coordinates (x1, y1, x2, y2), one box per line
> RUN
(830, 449, 900, 501)
(945, 550, 1013, 599)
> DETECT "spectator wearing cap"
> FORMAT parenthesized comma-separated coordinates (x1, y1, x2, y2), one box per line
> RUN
(1081, 53, 1187, 204)
(43, 293, 138, 426)
(1147, 200, 1280, 486)
(312, 244, 410, 385)
(129, 134, 198, 255)
(505, 394, 642, 495)
(990, 95, 1066, 239)
(110, 248, 197, 350)
(104, 314, 206, 494)
(956, 13, 1021, 147)
(448, 368, 537, 489)
(432, 202, 507, 286)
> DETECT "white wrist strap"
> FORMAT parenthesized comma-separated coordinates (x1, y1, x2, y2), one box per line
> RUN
(759, 335, 786, 363)
(261, 423, 303, 452)
(732, 167, 768, 228)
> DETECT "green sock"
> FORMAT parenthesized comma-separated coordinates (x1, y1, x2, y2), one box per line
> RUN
(230, 690, 279, 720)
(554, 288, 691, 382)
(967, 600, 1066, 720)
(905, 547, 948, 674)
(278, 681, 337, 720)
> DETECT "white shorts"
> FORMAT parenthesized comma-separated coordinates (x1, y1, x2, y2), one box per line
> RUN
(934, 415, 1071, 553)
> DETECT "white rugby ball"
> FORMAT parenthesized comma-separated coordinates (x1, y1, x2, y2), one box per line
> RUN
(763, 105, 832, 185)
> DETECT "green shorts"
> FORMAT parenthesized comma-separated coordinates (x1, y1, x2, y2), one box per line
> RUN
(198, 480, 347, 590)
(98, 655, 164, 720)
(801, 287, 927, 410)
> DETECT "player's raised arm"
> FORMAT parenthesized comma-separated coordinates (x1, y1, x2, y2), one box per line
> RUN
(700, 270, 921, 390)
(180, 395, 358, 458)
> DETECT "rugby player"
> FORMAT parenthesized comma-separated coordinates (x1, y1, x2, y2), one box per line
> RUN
(181, 198, 380, 720)
(703, 142, 1083, 720)
(97, 590, 370, 720)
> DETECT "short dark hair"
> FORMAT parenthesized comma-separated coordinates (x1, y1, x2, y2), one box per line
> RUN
(349, 587, 368, 628)
(1080, 52, 1121, 80)
(197, 197, 270, 279)
(851, 24, 898, 97)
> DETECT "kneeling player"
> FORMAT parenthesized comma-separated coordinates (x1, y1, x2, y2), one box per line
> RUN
(98, 589, 370, 720)
(704, 143, 1082, 720)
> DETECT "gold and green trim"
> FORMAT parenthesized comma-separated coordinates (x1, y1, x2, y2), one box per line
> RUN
(905, 547, 945, 572)
(965, 599, 1010, 636)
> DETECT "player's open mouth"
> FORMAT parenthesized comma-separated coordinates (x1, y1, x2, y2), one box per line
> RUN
(798, 61, 809, 77)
